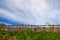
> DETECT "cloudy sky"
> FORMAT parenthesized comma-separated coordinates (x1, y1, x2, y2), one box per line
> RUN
(0, 0, 60, 25)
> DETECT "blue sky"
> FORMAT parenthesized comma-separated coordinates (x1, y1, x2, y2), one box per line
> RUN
(0, 0, 60, 25)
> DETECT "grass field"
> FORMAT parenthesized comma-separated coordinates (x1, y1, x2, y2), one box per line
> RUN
(0, 29, 60, 40)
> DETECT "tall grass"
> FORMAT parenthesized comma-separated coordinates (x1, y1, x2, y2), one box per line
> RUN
(0, 29, 60, 40)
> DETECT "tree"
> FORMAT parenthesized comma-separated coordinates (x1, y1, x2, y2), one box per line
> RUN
(0, 23, 5, 30)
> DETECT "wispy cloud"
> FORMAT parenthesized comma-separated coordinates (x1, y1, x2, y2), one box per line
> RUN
(0, 0, 60, 25)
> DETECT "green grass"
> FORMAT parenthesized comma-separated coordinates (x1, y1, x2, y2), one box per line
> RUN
(0, 29, 60, 40)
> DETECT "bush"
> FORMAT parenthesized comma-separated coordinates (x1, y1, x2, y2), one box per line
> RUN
(0, 29, 60, 40)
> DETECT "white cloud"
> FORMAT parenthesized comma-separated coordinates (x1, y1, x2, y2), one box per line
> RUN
(0, 9, 26, 23)
(0, 0, 60, 25)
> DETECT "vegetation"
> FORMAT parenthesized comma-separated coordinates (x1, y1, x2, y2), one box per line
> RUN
(0, 29, 60, 40)
(0, 24, 60, 40)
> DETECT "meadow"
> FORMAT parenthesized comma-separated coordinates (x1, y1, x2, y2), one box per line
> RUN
(0, 29, 60, 40)
(0, 24, 60, 40)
